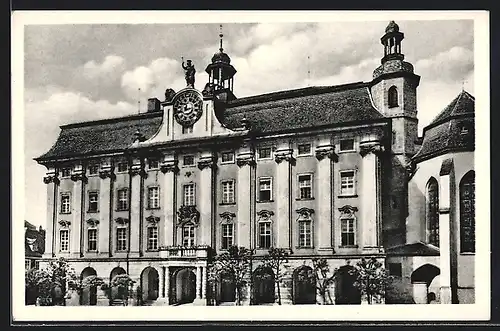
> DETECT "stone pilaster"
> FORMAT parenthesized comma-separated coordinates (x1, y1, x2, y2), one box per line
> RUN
(129, 159, 147, 256)
(161, 157, 178, 247)
(315, 144, 337, 250)
(202, 266, 207, 299)
(70, 165, 86, 257)
(359, 139, 384, 249)
(196, 266, 202, 299)
(43, 168, 59, 257)
(439, 162, 452, 304)
(274, 147, 295, 249)
(165, 267, 170, 304)
(236, 147, 255, 248)
(98, 162, 115, 256)
(198, 154, 216, 247)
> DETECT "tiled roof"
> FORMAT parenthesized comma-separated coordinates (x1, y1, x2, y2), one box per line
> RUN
(413, 90, 475, 162)
(386, 242, 440, 256)
(36, 83, 385, 161)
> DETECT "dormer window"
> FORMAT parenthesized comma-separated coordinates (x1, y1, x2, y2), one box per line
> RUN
(388, 86, 399, 108)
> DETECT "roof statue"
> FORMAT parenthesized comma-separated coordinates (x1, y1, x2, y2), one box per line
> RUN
(182, 57, 196, 88)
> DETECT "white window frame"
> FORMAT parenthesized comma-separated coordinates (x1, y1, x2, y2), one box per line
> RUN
(183, 183, 196, 206)
(220, 151, 235, 164)
(117, 188, 129, 211)
(339, 138, 356, 153)
(258, 177, 273, 202)
(297, 143, 313, 156)
(147, 186, 160, 209)
(257, 147, 273, 161)
(88, 191, 99, 212)
(147, 226, 159, 251)
(25, 260, 31, 270)
(182, 154, 195, 167)
(182, 224, 196, 247)
(298, 173, 313, 200)
(340, 217, 356, 246)
(116, 162, 128, 173)
(87, 228, 98, 252)
(60, 229, 70, 252)
(221, 179, 235, 204)
(298, 219, 313, 248)
(258, 220, 272, 249)
(116, 227, 128, 252)
(60, 193, 71, 214)
(339, 170, 356, 196)
(221, 223, 234, 249)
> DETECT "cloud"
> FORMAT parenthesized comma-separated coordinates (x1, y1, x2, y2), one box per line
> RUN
(415, 46, 474, 83)
(82, 55, 126, 83)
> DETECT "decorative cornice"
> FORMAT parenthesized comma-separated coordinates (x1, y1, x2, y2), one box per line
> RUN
(296, 207, 315, 218)
(177, 205, 200, 226)
(257, 210, 274, 220)
(359, 141, 385, 157)
(220, 211, 236, 223)
(315, 145, 338, 162)
(197, 156, 217, 170)
(146, 215, 160, 224)
(160, 160, 179, 174)
(274, 149, 295, 164)
(86, 218, 100, 227)
(43, 175, 60, 185)
(58, 220, 71, 228)
(338, 205, 358, 216)
(115, 217, 129, 225)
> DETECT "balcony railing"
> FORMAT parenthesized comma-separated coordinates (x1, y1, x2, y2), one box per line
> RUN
(159, 245, 210, 259)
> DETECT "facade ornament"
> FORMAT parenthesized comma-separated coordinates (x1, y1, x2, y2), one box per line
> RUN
(274, 149, 295, 164)
(296, 207, 315, 218)
(197, 156, 216, 170)
(43, 175, 60, 185)
(220, 211, 236, 224)
(177, 205, 200, 226)
(257, 210, 274, 221)
(129, 164, 148, 178)
(115, 217, 129, 225)
(315, 145, 338, 162)
(99, 168, 116, 180)
(146, 215, 160, 224)
(133, 129, 146, 143)
(236, 153, 255, 167)
(70, 173, 87, 183)
(182, 58, 196, 88)
(202, 83, 215, 97)
(58, 220, 71, 228)
(164, 88, 176, 102)
(359, 141, 385, 157)
(160, 160, 179, 174)
(86, 218, 100, 227)
(338, 205, 358, 217)
(406, 160, 418, 180)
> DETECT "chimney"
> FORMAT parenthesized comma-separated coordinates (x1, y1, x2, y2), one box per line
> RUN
(147, 98, 161, 112)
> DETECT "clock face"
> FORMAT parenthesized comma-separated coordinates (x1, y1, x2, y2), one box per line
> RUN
(173, 90, 203, 127)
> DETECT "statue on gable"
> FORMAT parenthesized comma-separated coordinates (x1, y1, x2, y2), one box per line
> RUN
(164, 88, 176, 102)
(182, 57, 196, 88)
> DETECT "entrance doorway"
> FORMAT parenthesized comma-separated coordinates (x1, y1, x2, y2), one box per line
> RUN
(140, 267, 159, 303)
(334, 265, 361, 305)
(252, 267, 275, 305)
(293, 266, 316, 304)
(80, 267, 97, 305)
(174, 268, 196, 304)
(218, 271, 236, 303)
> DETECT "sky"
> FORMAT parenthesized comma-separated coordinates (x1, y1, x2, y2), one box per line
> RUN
(21, 18, 475, 228)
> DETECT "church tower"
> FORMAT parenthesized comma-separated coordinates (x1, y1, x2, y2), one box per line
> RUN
(370, 21, 421, 248)
(204, 25, 237, 102)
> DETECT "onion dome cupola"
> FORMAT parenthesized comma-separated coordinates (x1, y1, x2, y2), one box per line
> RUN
(204, 25, 237, 101)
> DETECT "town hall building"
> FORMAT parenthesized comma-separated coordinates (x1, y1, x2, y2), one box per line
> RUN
(35, 21, 475, 305)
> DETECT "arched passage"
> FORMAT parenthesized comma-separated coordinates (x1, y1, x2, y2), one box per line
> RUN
(253, 267, 275, 305)
(80, 267, 97, 305)
(174, 268, 196, 304)
(109, 267, 127, 301)
(293, 266, 316, 304)
(218, 270, 236, 303)
(334, 265, 361, 305)
(140, 267, 159, 303)
(411, 263, 440, 304)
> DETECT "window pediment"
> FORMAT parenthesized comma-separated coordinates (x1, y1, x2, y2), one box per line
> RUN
(146, 215, 160, 225)
(296, 207, 315, 219)
(115, 217, 129, 225)
(58, 220, 71, 228)
(257, 210, 274, 222)
(338, 205, 358, 217)
(86, 218, 100, 227)
(220, 211, 236, 224)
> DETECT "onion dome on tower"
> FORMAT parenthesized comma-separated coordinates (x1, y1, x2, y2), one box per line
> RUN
(204, 25, 237, 101)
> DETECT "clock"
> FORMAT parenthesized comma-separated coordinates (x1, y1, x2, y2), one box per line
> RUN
(173, 90, 203, 127)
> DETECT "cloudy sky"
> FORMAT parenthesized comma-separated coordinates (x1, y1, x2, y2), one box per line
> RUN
(21, 17, 475, 227)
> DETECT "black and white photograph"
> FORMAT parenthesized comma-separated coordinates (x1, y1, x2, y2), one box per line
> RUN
(12, 10, 490, 321)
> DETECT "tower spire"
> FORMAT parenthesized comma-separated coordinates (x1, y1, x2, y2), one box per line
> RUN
(219, 24, 224, 52)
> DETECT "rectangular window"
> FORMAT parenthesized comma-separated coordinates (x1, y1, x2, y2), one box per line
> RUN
(258, 177, 272, 202)
(25, 260, 31, 270)
(221, 151, 235, 164)
(88, 192, 99, 212)
(221, 180, 235, 204)
(147, 226, 159, 251)
(60, 168, 71, 178)
(148, 158, 160, 170)
(340, 171, 355, 196)
(87, 228, 97, 252)
(341, 218, 355, 246)
(182, 225, 195, 247)
(116, 228, 127, 252)
(221, 223, 234, 249)
(257, 147, 272, 160)
(117, 162, 128, 173)
(388, 263, 402, 277)
(297, 143, 312, 156)
(88, 164, 99, 175)
(183, 155, 195, 167)
(340, 138, 355, 152)
(148, 187, 160, 209)
(60, 229, 69, 252)
(298, 174, 313, 199)
(183, 184, 195, 206)
(258, 222, 272, 249)
(182, 125, 194, 134)
(299, 220, 312, 248)
(61, 193, 71, 214)
(117, 189, 128, 211)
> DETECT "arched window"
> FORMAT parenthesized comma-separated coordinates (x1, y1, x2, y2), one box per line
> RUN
(426, 178, 439, 247)
(388, 86, 399, 108)
(460, 171, 475, 253)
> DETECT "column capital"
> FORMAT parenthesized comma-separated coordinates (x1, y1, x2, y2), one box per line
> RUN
(274, 148, 295, 164)
(129, 164, 148, 178)
(43, 175, 60, 185)
(160, 160, 179, 174)
(70, 172, 87, 183)
(99, 166, 116, 180)
(236, 152, 255, 167)
(197, 156, 217, 170)
(315, 144, 338, 162)
(359, 140, 385, 157)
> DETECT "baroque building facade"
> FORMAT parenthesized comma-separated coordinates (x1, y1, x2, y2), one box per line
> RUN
(35, 21, 475, 305)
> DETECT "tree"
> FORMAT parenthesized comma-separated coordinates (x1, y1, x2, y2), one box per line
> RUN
(262, 247, 292, 305)
(110, 274, 136, 306)
(311, 258, 337, 305)
(349, 257, 391, 304)
(208, 246, 254, 306)
(25, 269, 40, 305)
